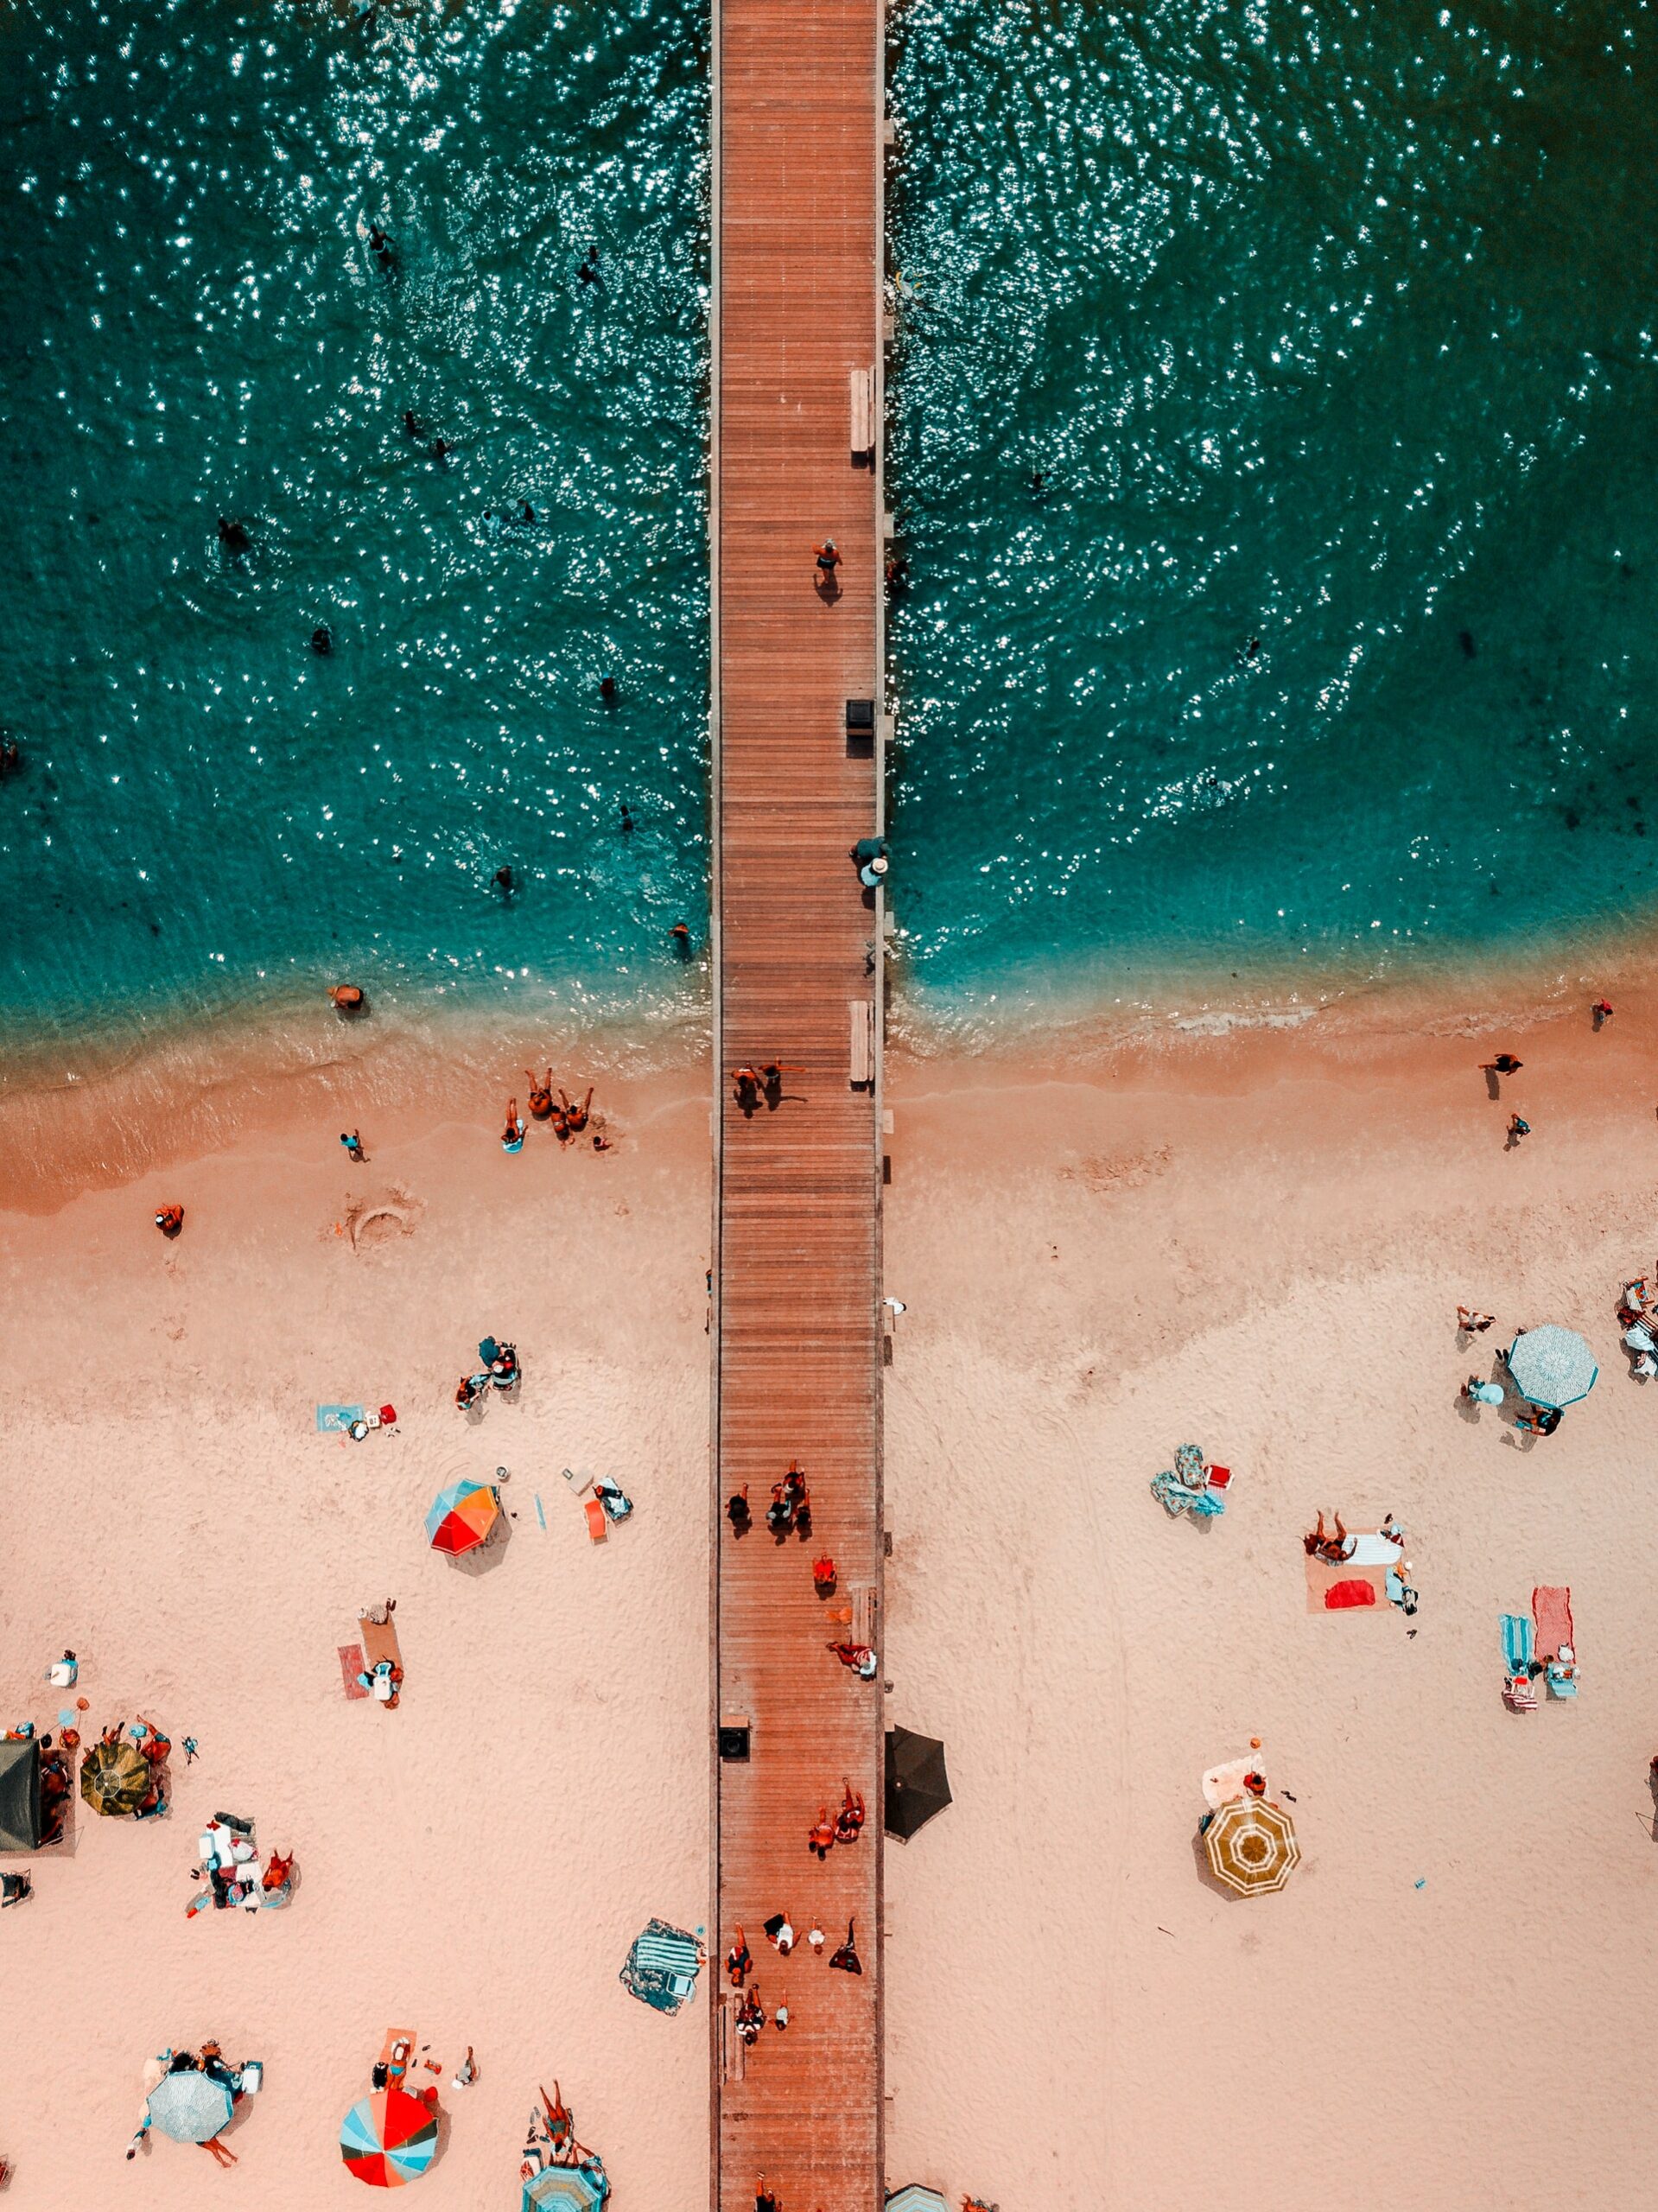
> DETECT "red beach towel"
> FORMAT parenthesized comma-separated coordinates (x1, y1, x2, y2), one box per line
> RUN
(1325, 1578, 1376, 1610)
(1532, 1585, 1574, 1661)
(339, 1643, 369, 1699)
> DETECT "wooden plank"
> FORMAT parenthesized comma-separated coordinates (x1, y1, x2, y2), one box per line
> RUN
(710, 0, 885, 2205)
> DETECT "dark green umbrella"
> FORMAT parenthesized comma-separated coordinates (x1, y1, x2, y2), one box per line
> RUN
(884, 1726, 952, 1840)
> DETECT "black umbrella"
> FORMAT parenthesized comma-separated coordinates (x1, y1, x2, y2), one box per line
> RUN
(884, 1726, 952, 1840)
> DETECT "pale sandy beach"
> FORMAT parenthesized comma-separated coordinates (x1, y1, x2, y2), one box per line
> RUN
(5, 983, 1658, 2208)
(0, 1068, 715, 2209)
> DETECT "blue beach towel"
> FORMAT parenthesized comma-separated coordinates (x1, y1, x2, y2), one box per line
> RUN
(316, 1404, 365, 1433)
(1501, 1612, 1534, 1676)
(619, 1919, 703, 2013)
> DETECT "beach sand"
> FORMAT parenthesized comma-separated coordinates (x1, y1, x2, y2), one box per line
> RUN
(0, 1069, 714, 2209)
(881, 989, 1658, 2210)
(4, 982, 1658, 2207)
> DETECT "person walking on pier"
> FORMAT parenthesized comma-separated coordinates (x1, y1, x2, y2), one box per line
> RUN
(812, 538, 842, 596)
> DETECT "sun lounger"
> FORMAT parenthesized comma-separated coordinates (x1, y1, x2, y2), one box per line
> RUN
(584, 1498, 608, 1543)
(1501, 1613, 1538, 1710)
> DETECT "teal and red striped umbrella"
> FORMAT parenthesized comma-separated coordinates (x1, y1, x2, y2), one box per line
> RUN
(424, 1479, 499, 1555)
(340, 2087, 438, 2187)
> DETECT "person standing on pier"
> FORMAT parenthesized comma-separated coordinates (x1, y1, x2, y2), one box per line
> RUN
(812, 538, 842, 593)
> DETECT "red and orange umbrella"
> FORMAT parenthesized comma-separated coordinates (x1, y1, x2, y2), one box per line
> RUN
(340, 2086, 438, 2186)
(424, 1479, 499, 1556)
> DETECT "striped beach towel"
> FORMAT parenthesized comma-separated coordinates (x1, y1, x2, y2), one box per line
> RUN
(619, 1919, 704, 2013)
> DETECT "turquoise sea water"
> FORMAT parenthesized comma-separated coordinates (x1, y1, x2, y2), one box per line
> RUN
(887, 0, 1658, 1023)
(0, 0, 708, 1062)
(3, 1, 1657, 1067)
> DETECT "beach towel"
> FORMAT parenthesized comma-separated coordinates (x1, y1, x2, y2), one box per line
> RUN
(619, 1920, 703, 2014)
(1501, 1612, 1534, 1676)
(1324, 1577, 1376, 1610)
(338, 1645, 368, 1700)
(1532, 1585, 1574, 1662)
(1305, 1558, 1392, 1614)
(316, 1404, 364, 1433)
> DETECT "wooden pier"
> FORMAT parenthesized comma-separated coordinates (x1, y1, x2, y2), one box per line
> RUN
(708, 0, 886, 2206)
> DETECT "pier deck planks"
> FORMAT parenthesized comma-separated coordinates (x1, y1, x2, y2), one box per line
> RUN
(710, 0, 884, 2207)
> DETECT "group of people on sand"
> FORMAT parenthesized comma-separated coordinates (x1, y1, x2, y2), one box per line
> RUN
(1617, 1274, 1658, 1377)
(1457, 1312, 1566, 1433)
(454, 1335, 518, 1410)
(129, 2043, 257, 2164)
(502, 1077, 609, 1153)
(1302, 1510, 1405, 1563)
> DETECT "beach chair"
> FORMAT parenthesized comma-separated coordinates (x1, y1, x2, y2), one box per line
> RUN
(1501, 1613, 1538, 1711)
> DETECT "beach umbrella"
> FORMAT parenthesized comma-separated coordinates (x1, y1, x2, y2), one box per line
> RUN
(522, 2166, 610, 2210)
(79, 1739, 149, 1817)
(1507, 1325, 1598, 1410)
(885, 1727, 952, 1840)
(146, 2071, 234, 2145)
(1204, 1795, 1299, 1897)
(886, 2190, 950, 2212)
(425, 1479, 500, 1555)
(340, 2087, 438, 2187)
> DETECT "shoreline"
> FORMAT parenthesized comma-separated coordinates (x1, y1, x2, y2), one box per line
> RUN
(1, 939, 1641, 1214)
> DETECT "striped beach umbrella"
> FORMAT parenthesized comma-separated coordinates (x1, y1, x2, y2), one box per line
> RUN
(886, 2190, 950, 2212)
(1204, 1795, 1300, 1896)
(425, 1479, 500, 1555)
(147, 2071, 234, 2145)
(522, 2165, 610, 2210)
(79, 1740, 150, 1816)
(340, 2087, 439, 2187)
(1507, 1325, 1598, 1411)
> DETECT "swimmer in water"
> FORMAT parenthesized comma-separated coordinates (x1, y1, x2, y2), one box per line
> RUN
(600, 676, 617, 702)
(311, 626, 334, 656)
(494, 865, 514, 896)
(218, 517, 252, 558)
(619, 805, 633, 835)
(670, 921, 692, 957)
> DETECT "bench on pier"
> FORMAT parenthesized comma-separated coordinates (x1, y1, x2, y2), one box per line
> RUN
(849, 999, 875, 1089)
(849, 365, 876, 463)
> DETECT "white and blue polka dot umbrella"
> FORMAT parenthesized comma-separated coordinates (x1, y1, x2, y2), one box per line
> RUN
(1508, 1325, 1598, 1410)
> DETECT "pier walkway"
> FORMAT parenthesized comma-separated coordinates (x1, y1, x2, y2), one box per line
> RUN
(708, 0, 886, 2208)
